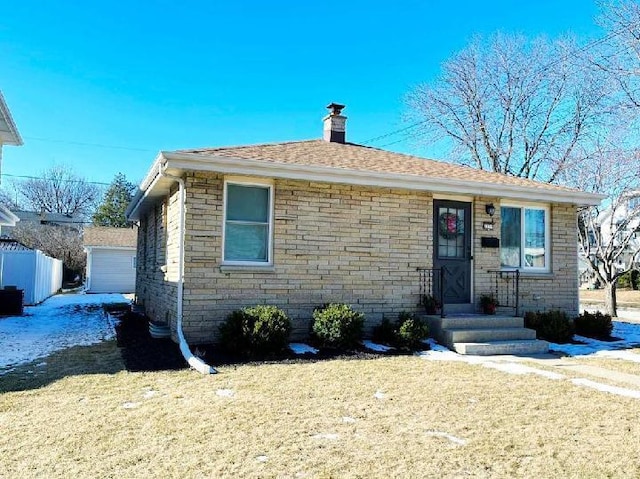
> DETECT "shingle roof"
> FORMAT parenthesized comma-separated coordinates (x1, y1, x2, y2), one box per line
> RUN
(83, 226, 137, 248)
(178, 139, 583, 195)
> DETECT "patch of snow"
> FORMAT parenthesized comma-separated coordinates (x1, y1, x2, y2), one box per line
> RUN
(571, 378, 640, 399)
(482, 361, 565, 380)
(216, 389, 235, 398)
(374, 391, 385, 399)
(122, 402, 140, 409)
(289, 343, 319, 355)
(256, 455, 268, 462)
(0, 292, 132, 370)
(312, 433, 339, 440)
(549, 321, 640, 357)
(362, 340, 393, 352)
(342, 416, 356, 423)
(425, 430, 467, 446)
(143, 390, 157, 399)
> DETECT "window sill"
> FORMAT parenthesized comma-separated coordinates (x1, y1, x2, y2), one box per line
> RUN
(500, 269, 554, 279)
(219, 264, 275, 274)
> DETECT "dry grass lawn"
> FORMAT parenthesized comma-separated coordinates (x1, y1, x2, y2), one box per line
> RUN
(2, 342, 640, 478)
(580, 288, 640, 306)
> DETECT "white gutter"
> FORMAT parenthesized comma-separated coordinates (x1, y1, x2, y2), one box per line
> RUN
(159, 165, 217, 375)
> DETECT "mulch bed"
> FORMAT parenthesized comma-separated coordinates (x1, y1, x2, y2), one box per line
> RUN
(111, 308, 419, 372)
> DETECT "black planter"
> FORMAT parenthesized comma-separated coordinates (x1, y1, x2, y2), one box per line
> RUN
(0, 289, 24, 316)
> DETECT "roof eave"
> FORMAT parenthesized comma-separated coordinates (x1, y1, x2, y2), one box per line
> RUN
(0, 92, 23, 146)
(160, 151, 605, 206)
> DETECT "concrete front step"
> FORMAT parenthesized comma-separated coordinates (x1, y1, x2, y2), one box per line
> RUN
(439, 315, 524, 330)
(444, 327, 537, 344)
(453, 339, 549, 356)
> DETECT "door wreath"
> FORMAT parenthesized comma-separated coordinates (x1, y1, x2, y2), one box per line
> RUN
(439, 212, 463, 240)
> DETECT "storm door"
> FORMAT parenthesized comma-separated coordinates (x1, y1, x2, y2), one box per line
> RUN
(433, 200, 472, 304)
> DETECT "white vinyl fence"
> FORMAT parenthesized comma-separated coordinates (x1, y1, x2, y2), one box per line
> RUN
(0, 250, 63, 305)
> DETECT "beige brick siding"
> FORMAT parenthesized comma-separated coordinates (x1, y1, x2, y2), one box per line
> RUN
(135, 173, 580, 345)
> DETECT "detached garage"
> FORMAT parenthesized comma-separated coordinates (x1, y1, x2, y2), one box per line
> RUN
(84, 226, 137, 293)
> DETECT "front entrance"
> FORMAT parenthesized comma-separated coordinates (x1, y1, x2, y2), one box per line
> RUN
(433, 200, 472, 304)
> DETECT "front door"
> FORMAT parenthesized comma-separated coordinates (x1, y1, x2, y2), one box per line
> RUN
(433, 200, 472, 304)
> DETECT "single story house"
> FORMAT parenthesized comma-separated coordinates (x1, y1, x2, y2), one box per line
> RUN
(83, 226, 137, 293)
(126, 103, 603, 348)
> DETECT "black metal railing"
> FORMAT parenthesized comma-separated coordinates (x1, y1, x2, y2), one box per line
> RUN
(487, 269, 520, 316)
(417, 267, 445, 318)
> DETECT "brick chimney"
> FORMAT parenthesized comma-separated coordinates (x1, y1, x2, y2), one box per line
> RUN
(323, 103, 346, 143)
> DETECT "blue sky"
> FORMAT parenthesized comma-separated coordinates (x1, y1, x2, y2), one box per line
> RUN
(0, 0, 602, 186)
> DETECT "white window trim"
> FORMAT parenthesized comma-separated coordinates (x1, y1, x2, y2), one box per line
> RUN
(222, 176, 274, 266)
(501, 202, 551, 273)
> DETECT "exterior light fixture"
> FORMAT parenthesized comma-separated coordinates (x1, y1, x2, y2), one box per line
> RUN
(485, 203, 496, 217)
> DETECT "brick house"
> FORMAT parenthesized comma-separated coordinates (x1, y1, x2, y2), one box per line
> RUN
(127, 104, 602, 350)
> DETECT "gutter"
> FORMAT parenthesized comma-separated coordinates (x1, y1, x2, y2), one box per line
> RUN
(159, 165, 217, 375)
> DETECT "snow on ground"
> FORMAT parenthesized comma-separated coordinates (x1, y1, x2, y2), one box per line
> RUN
(362, 340, 393, 352)
(549, 321, 640, 357)
(289, 343, 318, 355)
(0, 292, 131, 373)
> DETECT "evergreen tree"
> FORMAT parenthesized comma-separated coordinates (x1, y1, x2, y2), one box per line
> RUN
(92, 173, 136, 227)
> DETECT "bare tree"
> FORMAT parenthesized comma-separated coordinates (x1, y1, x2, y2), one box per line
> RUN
(11, 222, 86, 272)
(595, 0, 640, 110)
(576, 139, 640, 316)
(406, 33, 613, 183)
(17, 165, 102, 217)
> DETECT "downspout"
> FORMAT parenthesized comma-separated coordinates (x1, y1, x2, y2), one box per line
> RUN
(159, 164, 217, 374)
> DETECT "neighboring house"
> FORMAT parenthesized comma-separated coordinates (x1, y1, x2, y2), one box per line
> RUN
(579, 191, 640, 287)
(127, 103, 603, 346)
(0, 237, 62, 305)
(0, 90, 23, 183)
(83, 226, 137, 293)
(0, 206, 19, 236)
(1, 209, 83, 238)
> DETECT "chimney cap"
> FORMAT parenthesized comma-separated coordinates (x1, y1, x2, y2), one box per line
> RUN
(326, 103, 345, 116)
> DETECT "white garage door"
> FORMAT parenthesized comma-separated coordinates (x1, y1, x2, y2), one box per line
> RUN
(89, 249, 136, 293)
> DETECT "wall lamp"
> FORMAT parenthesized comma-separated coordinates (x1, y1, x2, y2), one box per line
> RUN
(485, 203, 496, 217)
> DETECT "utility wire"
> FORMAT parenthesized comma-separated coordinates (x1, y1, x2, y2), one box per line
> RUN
(360, 21, 639, 148)
(0, 173, 111, 186)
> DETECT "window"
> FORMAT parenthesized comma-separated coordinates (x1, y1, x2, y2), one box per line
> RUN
(501, 205, 549, 271)
(223, 180, 273, 264)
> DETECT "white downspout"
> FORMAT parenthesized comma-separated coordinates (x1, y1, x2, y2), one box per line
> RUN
(160, 165, 217, 374)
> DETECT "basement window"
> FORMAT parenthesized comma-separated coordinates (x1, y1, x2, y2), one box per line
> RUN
(222, 179, 273, 265)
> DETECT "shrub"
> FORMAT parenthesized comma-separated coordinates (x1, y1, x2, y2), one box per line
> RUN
(219, 305, 291, 356)
(618, 270, 640, 290)
(524, 310, 574, 343)
(395, 312, 429, 350)
(574, 310, 613, 339)
(372, 312, 429, 350)
(311, 303, 364, 349)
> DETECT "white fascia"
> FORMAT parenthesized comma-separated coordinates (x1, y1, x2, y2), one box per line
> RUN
(161, 151, 605, 206)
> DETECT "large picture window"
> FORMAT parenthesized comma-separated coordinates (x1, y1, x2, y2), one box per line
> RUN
(501, 205, 549, 271)
(223, 180, 273, 264)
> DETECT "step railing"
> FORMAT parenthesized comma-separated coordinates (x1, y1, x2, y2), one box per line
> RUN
(416, 267, 445, 318)
(486, 269, 520, 316)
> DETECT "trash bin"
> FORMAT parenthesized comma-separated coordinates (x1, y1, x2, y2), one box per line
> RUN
(0, 288, 24, 316)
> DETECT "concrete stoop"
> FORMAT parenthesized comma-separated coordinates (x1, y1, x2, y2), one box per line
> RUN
(425, 314, 549, 356)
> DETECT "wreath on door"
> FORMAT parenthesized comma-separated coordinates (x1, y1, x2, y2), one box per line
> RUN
(439, 212, 463, 240)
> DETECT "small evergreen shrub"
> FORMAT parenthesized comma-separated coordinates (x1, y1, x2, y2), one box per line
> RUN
(524, 310, 574, 343)
(574, 310, 613, 339)
(311, 303, 364, 349)
(372, 312, 429, 350)
(219, 305, 291, 356)
(618, 270, 640, 290)
(395, 312, 429, 350)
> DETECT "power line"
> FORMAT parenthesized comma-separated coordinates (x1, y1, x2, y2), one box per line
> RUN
(23, 136, 156, 153)
(360, 22, 639, 148)
(0, 173, 111, 186)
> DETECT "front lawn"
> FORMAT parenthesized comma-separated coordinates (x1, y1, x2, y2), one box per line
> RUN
(1, 342, 640, 478)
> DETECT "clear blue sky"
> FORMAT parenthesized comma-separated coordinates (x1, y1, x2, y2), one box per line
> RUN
(0, 0, 602, 186)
